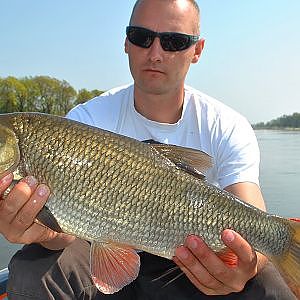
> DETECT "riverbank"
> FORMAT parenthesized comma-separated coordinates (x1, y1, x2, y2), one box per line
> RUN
(253, 127, 300, 131)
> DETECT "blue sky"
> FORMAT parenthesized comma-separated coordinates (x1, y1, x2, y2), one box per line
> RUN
(1, 0, 299, 123)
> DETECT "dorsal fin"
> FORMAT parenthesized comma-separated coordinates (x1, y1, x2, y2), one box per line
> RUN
(143, 140, 213, 179)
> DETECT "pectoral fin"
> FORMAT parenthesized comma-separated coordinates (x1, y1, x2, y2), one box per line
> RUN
(217, 248, 238, 267)
(90, 241, 140, 294)
(35, 206, 63, 233)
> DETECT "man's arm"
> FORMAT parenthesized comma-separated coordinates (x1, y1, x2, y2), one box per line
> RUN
(174, 182, 268, 296)
(225, 182, 266, 211)
(0, 173, 75, 250)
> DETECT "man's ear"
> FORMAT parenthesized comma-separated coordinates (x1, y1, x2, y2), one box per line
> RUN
(192, 38, 205, 63)
(124, 38, 129, 54)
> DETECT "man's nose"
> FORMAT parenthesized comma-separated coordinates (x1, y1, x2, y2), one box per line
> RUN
(148, 37, 163, 62)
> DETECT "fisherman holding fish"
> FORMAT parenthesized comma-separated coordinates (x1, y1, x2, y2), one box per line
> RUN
(0, 0, 298, 299)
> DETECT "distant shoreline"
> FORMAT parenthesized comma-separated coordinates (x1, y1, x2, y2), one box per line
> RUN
(252, 113, 300, 130)
(253, 127, 300, 131)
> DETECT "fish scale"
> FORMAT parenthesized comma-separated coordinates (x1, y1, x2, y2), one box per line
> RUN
(0, 112, 300, 296)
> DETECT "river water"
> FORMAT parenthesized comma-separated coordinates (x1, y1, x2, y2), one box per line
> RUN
(1, 130, 300, 269)
(257, 130, 300, 217)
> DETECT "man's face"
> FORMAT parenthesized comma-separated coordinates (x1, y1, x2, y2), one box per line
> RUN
(125, 0, 204, 96)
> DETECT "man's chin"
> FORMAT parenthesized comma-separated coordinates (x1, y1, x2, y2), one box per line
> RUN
(136, 81, 169, 95)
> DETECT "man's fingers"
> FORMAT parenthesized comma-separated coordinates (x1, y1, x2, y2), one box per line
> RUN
(184, 236, 234, 285)
(0, 173, 14, 196)
(175, 245, 217, 287)
(0, 173, 62, 247)
(0, 181, 33, 223)
(21, 222, 58, 244)
(173, 256, 217, 295)
(0, 175, 51, 244)
(222, 230, 257, 269)
(174, 234, 257, 294)
(173, 248, 232, 295)
(0, 176, 38, 222)
(12, 184, 50, 231)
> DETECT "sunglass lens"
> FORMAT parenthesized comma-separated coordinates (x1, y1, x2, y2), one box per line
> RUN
(127, 27, 154, 48)
(161, 33, 191, 51)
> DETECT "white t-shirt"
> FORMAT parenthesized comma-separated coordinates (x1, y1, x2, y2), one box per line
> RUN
(66, 84, 260, 189)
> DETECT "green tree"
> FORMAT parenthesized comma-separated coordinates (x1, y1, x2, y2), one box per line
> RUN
(75, 88, 104, 105)
(56, 80, 77, 115)
(20, 77, 40, 111)
(76, 88, 93, 105)
(254, 112, 300, 129)
(0, 76, 27, 113)
(0, 75, 105, 114)
(32, 76, 61, 114)
(90, 89, 104, 98)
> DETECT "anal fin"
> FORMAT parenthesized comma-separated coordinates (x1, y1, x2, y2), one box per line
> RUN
(90, 241, 140, 294)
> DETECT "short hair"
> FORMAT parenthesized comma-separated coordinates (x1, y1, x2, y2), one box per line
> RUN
(129, 0, 200, 33)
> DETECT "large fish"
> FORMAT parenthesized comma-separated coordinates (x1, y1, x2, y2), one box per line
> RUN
(0, 112, 300, 295)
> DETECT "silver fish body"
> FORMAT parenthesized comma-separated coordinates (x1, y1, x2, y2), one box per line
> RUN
(0, 112, 299, 294)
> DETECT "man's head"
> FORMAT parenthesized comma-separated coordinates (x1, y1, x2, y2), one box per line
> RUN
(125, 0, 204, 96)
(129, 0, 200, 35)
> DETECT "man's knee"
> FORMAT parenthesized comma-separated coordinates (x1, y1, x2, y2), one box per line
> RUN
(7, 240, 97, 299)
(246, 262, 297, 300)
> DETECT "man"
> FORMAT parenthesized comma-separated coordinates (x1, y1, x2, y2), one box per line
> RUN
(0, 0, 296, 299)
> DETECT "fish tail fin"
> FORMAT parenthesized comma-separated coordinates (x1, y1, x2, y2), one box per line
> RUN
(272, 218, 300, 298)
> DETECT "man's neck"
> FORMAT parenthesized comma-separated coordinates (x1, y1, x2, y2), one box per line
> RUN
(133, 87, 185, 124)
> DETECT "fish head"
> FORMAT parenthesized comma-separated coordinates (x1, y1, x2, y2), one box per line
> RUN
(0, 122, 20, 177)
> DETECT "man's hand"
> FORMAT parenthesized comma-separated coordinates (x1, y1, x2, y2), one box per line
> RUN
(173, 231, 258, 295)
(0, 173, 75, 250)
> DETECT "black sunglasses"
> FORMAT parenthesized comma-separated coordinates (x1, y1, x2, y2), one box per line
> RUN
(126, 26, 200, 52)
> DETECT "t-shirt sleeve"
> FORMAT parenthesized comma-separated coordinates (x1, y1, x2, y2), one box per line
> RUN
(65, 85, 132, 132)
(214, 115, 260, 189)
(66, 104, 94, 124)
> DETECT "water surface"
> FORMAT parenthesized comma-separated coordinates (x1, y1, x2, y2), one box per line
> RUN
(257, 130, 300, 217)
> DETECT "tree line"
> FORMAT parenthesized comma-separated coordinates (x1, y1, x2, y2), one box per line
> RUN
(2, 76, 298, 128)
(253, 112, 300, 129)
(0, 76, 104, 115)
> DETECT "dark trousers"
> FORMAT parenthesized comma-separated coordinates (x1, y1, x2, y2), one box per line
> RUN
(7, 239, 296, 300)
